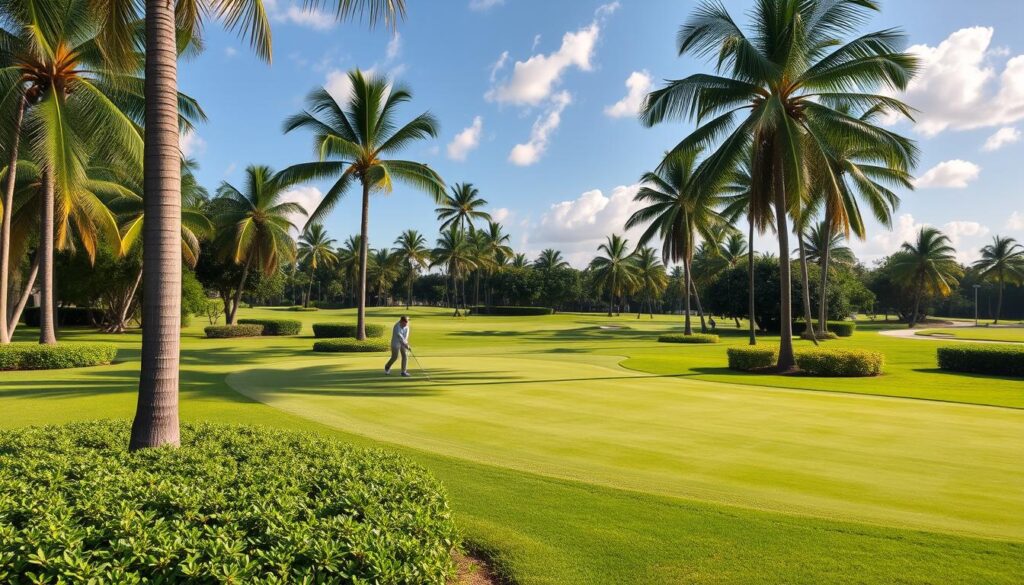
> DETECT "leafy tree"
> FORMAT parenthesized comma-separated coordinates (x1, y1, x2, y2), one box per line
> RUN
(889, 227, 962, 327)
(535, 249, 569, 270)
(972, 236, 1024, 324)
(436, 182, 490, 232)
(632, 247, 668, 318)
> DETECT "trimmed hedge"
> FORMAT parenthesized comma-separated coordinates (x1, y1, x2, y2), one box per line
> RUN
(801, 331, 839, 341)
(204, 324, 264, 338)
(469, 306, 554, 316)
(313, 337, 391, 353)
(0, 421, 458, 583)
(313, 323, 385, 338)
(0, 342, 117, 370)
(23, 306, 103, 327)
(238, 318, 302, 336)
(937, 345, 1024, 377)
(795, 348, 884, 377)
(794, 320, 856, 337)
(727, 346, 779, 371)
(288, 305, 319, 312)
(659, 333, 720, 344)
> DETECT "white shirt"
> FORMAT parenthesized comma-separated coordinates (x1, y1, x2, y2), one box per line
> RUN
(392, 321, 410, 348)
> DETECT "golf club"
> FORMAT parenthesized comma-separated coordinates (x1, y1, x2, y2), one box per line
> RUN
(408, 349, 433, 382)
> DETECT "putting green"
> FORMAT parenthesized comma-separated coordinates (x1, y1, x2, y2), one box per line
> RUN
(229, 350, 1024, 540)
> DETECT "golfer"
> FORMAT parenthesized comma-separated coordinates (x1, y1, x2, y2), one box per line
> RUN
(385, 316, 412, 377)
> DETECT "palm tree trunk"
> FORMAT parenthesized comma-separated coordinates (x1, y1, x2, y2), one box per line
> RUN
(226, 257, 252, 325)
(797, 232, 818, 346)
(689, 274, 708, 333)
(775, 184, 796, 371)
(995, 279, 1004, 325)
(7, 254, 39, 337)
(356, 182, 370, 340)
(38, 170, 56, 345)
(683, 258, 693, 335)
(0, 94, 26, 344)
(817, 232, 831, 334)
(748, 215, 756, 345)
(130, 0, 182, 451)
(910, 275, 923, 328)
(115, 268, 144, 331)
(406, 275, 413, 310)
(305, 276, 313, 308)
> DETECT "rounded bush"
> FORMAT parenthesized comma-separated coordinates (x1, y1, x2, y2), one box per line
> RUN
(204, 324, 264, 338)
(727, 346, 779, 371)
(658, 333, 720, 344)
(801, 331, 839, 341)
(937, 345, 1024, 377)
(288, 305, 319, 312)
(237, 318, 302, 336)
(0, 342, 117, 370)
(313, 323, 385, 338)
(313, 337, 391, 353)
(795, 348, 884, 377)
(0, 422, 458, 583)
(469, 306, 554, 316)
(795, 320, 856, 337)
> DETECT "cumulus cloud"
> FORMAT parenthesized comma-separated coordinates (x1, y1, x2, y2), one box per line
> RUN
(914, 160, 981, 189)
(982, 126, 1021, 151)
(1007, 211, 1024, 231)
(265, 0, 335, 30)
(469, 0, 504, 11)
(604, 70, 652, 118)
(891, 27, 1024, 136)
(851, 214, 991, 263)
(179, 130, 206, 158)
(509, 91, 572, 166)
(492, 208, 513, 223)
(280, 186, 323, 232)
(447, 116, 484, 161)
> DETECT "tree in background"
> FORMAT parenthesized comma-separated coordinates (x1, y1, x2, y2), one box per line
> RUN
(535, 249, 569, 271)
(436, 182, 491, 232)
(632, 247, 668, 318)
(889, 227, 962, 328)
(432, 227, 476, 316)
(393, 229, 430, 309)
(972, 236, 1024, 324)
(589, 234, 638, 317)
(297, 224, 338, 307)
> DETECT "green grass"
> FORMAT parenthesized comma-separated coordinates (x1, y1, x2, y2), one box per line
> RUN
(2, 307, 1023, 584)
(917, 326, 1024, 343)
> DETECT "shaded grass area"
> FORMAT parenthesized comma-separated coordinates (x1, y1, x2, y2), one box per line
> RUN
(2, 307, 1023, 584)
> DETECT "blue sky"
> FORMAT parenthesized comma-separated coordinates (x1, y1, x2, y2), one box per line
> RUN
(180, 0, 1024, 266)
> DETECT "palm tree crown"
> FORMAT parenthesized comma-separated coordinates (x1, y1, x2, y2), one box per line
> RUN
(436, 182, 491, 232)
(973, 235, 1024, 323)
(535, 248, 569, 270)
(589, 234, 638, 316)
(890, 227, 962, 327)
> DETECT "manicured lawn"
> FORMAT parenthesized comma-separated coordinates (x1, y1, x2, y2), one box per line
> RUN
(917, 326, 1024, 343)
(2, 307, 1023, 584)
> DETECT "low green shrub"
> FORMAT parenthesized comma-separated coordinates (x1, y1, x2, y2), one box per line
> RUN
(658, 333, 720, 344)
(237, 318, 302, 336)
(313, 323, 385, 338)
(204, 324, 264, 338)
(801, 331, 839, 341)
(0, 421, 458, 583)
(469, 306, 554, 316)
(288, 305, 318, 312)
(796, 348, 884, 377)
(313, 337, 391, 353)
(937, 345, 1024, 377)
(727, 346, 779, 371)
(23, 306, 103, 327)
(0, 342, 117, 370)
(794, 320, 856, 337)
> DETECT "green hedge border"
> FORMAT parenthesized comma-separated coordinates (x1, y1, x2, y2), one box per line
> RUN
(469, 306, 554, 316)
(0, 342, 117, 370)
(313, 338, 391, 353)
(204, 324, 264, 338)
(658, 333, 720, 344)
(237, 319, 302, 336)
(795, 348, 884, 377)
(794, 320, 856, 337)
(937, 345, 1024, 377)
(313, 323, 385, 338)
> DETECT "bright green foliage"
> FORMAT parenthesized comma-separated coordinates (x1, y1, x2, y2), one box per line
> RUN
(796, 321, 857, 337)
(0, 343, 116, 370)
(469, 306, 554, 316)
(659, 333, 719, 344)
(313, 338, 391, 353)
(314, 323, 385, 338)
(728, 346, 780, 371)
(937, 346, 1024, 378)
(0, 421, 457, 583)
(795, 348, 884, 377)
(237, 319, 302, 336)
(288, 306, 319, 312)
(204, 324, 264, 338)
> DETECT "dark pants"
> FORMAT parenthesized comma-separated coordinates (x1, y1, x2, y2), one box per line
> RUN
(386, 345, 408, 373)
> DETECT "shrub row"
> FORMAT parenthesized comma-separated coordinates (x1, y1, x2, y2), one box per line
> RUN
(727, 346, 779, 371)
(0, 421, 458, 583)
(204, 324, 264, 338)
(937, 345, 1024, 377)
(795, 348, 884, 377)
(237, 318, 302, 336)
(22, 306, 104, 327)
(0, 343, 117, 370)
(313, 323, 385, 338)
(469, 306, 554, 316)
(794, 320, 856, 337)
(288, 305, 319, 312)
(658, 333, 720, 344)
(313, 337, 391, 353)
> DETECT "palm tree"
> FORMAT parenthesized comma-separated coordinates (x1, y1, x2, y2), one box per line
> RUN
(511, 252, 530, 269)
(973, 236, 1024, 324)
(282, 70, 444, 341)
(535, 249, 569, 271)
(589, 234, 638, 317)
(479, 221, 512, 306)
(393, 229, 430, 309)
(632, 246, 667, 318)
(721, 161, 771, 344)
(889, 227, 962, 328)
(626, 150, 728, 335)
(436, 182, 491, 232)
(297, 224, 338, 306)
(642, 0, 919, 369)
(804, 220, 856, 325)
(336, 234, 364, 306)
(368, 248, 402, 306)
(432, 226, 476, 316)
(213, 165, 305, 324)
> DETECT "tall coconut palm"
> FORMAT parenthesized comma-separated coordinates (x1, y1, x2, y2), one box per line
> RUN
(393, 229, 430, 309)
(297, 224, 338, 306)
(626, 150, 728, 335)
(432, 226, 475, 316)
(282, 70, 444, 341)
(589, 234, 638, 317)
(642, 0, 919, 369)
(804, 219, 856, 325)
(721, 161, 770, 344)
(535, 248, 569, 270)
(632, 246, 667, 318)
(368, 247, 401, 306)
(436, 182, 490, 232)
(511, 252, 529, 269)
(973, 236, 1024, 324)
(91, 0, 405, 451)
(889, 227, 962, 328)
(479, 221, 512, 306)
(213, 165, 305, 324)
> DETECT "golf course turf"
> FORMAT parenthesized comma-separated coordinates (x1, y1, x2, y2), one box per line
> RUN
(2, 307, 1023, 584)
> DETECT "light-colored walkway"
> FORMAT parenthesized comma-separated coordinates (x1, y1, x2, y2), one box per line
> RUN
(878, 321, 1024, 344)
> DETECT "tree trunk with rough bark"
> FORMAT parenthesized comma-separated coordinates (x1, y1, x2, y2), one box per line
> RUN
(774, 184, 796, 371)
(995, 278, 1004, 324)
(356, 182, 370, 339)
(797, 232, 819, 346)
(683, 258, 693, 335)
(130, 0, 182, 450)
(748, 215, 756, 345)
(38, 171, 56, 345)
(817, 232, 831, 334)
(226, 257, 251, 325)
(7, 255, 39, 337)
(0, 95, 26, 344)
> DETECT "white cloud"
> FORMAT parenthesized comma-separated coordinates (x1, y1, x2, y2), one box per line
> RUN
(531, 34, 542, 51)
(595, 1, 620, 18)
(324, 66, 383, 102)
(469, 0, 504, 11)
(509, 91, 572, 166)
(489, 51, 509, 83)
(492, 208, 513, 223)
(982, 126, 1021, 151)
(914, 160, 981, 189)
(224, 47, 238, 58)
(386, 33, 402, 62)
(265, 0, 335, 30)
(891, 27, 1024, 136)
(604, 70, 652, 118)
(851, 214, 991, 263)
(179, 130, 206, 158)
(447, 116, 484, 161)
(1006, 211, 1024, 231)
(281, 186, 323, 232)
